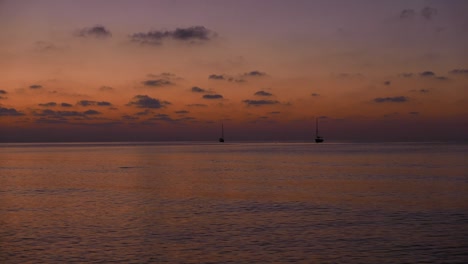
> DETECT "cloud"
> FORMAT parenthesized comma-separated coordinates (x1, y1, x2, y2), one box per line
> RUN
(29, 84, 42, 89)
(202, 94, 223, 99)
(208, 74, 225, 80)
(99, 86, 114, 92)
(419, 71, 435, 77)
(269, 111, 281, 114)
(383, 81, 391, 86)
(421, 6, 437, 20)
(149, 113, 175, 122)
(0, 90, 7, 94)
(311, 93, 320, 97)
(254, 91, 273, 96)
(399, 7, 437, 20)
(97, 101, 112, 106)
(76, 100, 112, 107)
(76, 25, 112, 38)
(373, 96, 408, 103)
(191, 86, 206, 93)
(61, 103, 73, 107)
(243, 71, 266, 77)
(130, 26, 216, 45)
(186, 103, 207, 107)
(142, 79, 173, 87)
(135, 109, 153, 116)
(449, 69, 468, 75)
(409, 111, 419, 115)
(83, 110, 101, 115)
(435, 76, 449, 81)
(400, 9, 416, 19)
(33, 109, 82, 117)
(127, 95, 171, 109)
(175, 110, 189, 114)
(39, 102, 57, 107)
(208, 71, 266, 83)
(0, 107, 25, 116)
(399, 73, 413, 78)
(243, 99, 280, 106)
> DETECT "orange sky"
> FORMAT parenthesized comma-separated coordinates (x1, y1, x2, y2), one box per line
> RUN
(1, 0, 467, 142)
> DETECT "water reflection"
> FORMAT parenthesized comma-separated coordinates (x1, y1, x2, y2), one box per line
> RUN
(1, 143, 467, 262)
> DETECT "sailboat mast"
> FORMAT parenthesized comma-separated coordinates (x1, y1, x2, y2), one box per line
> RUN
(221, 123, 224, 138)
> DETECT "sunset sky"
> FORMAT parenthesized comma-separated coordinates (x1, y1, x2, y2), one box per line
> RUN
(1, 0, 467, 142)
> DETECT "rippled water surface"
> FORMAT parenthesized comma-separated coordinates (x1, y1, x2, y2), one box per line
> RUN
(1, 142, 467, 263)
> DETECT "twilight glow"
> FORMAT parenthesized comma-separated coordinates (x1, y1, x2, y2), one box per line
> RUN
(1, 0, 467, 142)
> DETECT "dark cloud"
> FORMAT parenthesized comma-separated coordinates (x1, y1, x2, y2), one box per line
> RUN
(150, 113, 175, 122)
(435, 76, 449, 81)
(191, 86, 206, 93)
(83, 110, 101, 115)
(97, 101, 112, 106)
(419, 89, 429, 93)
(383, 81, 391, 86)
(127, 95, 171, 109)
(77, 100, 112, 107)
(209, 71, 266, 83)
(421, 6, 437, 20)
(202, 94, 223, 99)
(373, 96, 408, 103)
(419, 71, 435, 77)
(409, 111, 419, 115)
(130, 26, 216, 45)
(243, 71, 266, 77)
(0, 90, 8, 94)
(311, 93, 320, 97)
(76, 100, 95, 107)
(33, 109, 82, 117)
(254, 91, 273, 96)
(187, 103, 207, 107)
(208, 74, 225, 80)
(243, 99, 280, 106)
(269, 111, 281, 114)
(449, 69, 468, 75)
(209, 74, 245, 83)
(39, 102, 57, 107)
(0, 107, 25, 116)
(61, 103, 73, 107)
(76, 25, 112, 38)
(142, 79, 173, 87)
(29, 85, 42, 89)
(175, 110, 189, 114)
(400, 9, 416, 19)
(172, 26, 214, 41)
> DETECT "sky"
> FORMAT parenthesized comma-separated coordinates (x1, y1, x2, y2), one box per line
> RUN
(1, 0, 467, 142)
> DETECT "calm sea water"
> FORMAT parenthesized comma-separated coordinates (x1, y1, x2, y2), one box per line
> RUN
(1, 142, 467, 263)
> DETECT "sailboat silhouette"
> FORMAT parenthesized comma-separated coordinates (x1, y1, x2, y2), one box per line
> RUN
(219, 123, 225, 142)
(315, 118, 324, 143)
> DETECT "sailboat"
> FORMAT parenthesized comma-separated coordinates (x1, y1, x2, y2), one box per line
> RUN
(315, 118, 324, 143)
(218, 123, 225, 142)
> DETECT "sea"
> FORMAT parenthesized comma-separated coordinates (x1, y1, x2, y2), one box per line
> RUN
(0, 142, 467, 263)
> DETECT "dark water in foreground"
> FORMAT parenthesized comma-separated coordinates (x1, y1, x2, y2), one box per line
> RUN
(1, 142, 467, 263)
